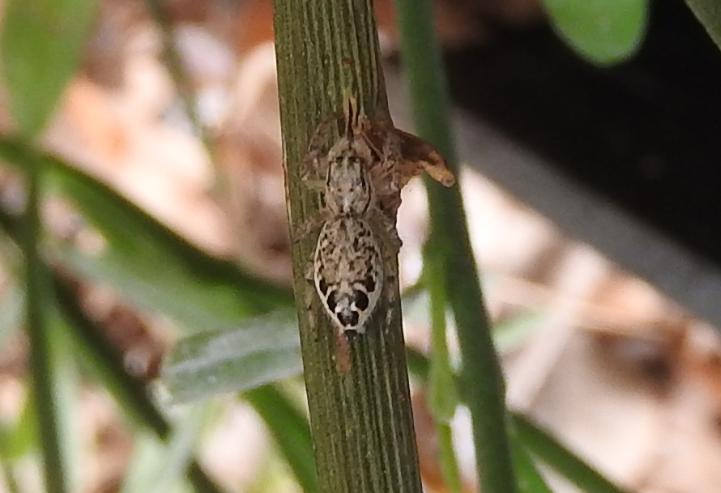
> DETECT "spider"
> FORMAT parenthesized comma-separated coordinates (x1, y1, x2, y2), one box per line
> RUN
(296, 95, 454, 335)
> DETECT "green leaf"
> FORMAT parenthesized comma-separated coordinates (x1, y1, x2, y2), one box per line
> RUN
(541, 0, 649, 65)
(0, 285, 22, 347)
(513, 414, 630, 493)
(0, 149, 306, 491)
(23, 159, 68, 493)
(0, 202, 226, 493)
(158, 312, 316, 490)
(424, 243, 460, 422)
(0, 460, 21, 493)
(0, 396, 36, 460)
(47, 163, 291, 332)
(494, 311, 544, 354)
(120, 404, 211, 493)
(121, 435, 191, 493)
(509, 424, 554, 493)
(436, 423, 463, 493)
(0, 0, 99, 136)
(160, 310, 302, 404)
(46, 314, 81, 493)
(0, 138, 293, 333)
(245, 386, 319, 493)
(405, 349, 626, 493)
(54, 277, 226, 493)
(52, 277, 168, 434)
(685, 0, 721, 51)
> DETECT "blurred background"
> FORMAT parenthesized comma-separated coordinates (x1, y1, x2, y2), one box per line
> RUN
(1, 0, 721, 491)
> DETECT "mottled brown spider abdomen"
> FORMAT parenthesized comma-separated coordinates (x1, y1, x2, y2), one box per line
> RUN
(313, 217, 383, 333)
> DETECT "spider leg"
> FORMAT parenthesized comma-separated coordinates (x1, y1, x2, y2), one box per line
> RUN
(368, 211, 401, 317)
(301, 109, 342, 188)
(303, 256, 318, 329)
(293, 212, 327, 244)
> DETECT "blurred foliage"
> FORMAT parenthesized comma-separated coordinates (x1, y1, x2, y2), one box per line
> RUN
(509, 431, 554, 493)
(0, 143, 311, 491)
(0, 396, 36, 461)
(120, 404, 212, 493)
(407, 348, 630, 493)
(161, 310, 301, 403)
(245, 386, 319, 493)
(1, 0, 98, 136)
(1, 0, 98, 490)
(685, 0, 721, 51)
(541, 0, 649, 65)
(424, 243, 460, 424)
(0, 138, 292, 333)
(424, 242, 463, 492)
(513, 415, 632, 493)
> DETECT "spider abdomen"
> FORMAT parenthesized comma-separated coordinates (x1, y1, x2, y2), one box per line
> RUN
(313, 217, 383, 334)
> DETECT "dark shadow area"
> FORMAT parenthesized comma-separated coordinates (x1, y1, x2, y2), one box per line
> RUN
(446, 1, 721, 266)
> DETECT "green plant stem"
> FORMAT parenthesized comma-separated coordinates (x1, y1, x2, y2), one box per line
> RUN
(393, 0, 518, 491)
(273, 0, 422, 491)
(23, 160, 67, 493)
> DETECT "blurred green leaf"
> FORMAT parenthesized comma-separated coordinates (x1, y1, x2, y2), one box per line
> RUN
(0, 204, 226, 493)
(48, 164, 291, 332)
(245, 386, 319, 493)
(160, 310, 302, 403)
(46, 314, 81, 493)
(0, 138, 293, 333)
(23, 154, 67, 493)
(424, 242, 463, 492)
(52, 276, 168, 433)
(436, 424, 463, 493)
(121, 404, 211, 493)
(0, 460, 20, 493)
(494, 311, 544, 354)
(158, 312, 316, 491)
(121, 435, 192, 493)
(0, 171, 307, 493)
(0, 0, 98, 136)
(52, 276, 226, 493)
(247, 453, 308, 493)
(0, 396, 36, 460)
(513, 415, 630, 493)
(0, 285, 22, 347)
(510, 424, 554, 493)
(541, 0, 648, 65)
(424, 245, 460, 423)
(685, 1, 721, 51)
(406, 349, 627, 493)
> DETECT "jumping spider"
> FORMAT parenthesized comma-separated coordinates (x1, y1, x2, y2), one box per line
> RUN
(297, 96, 455, 335)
